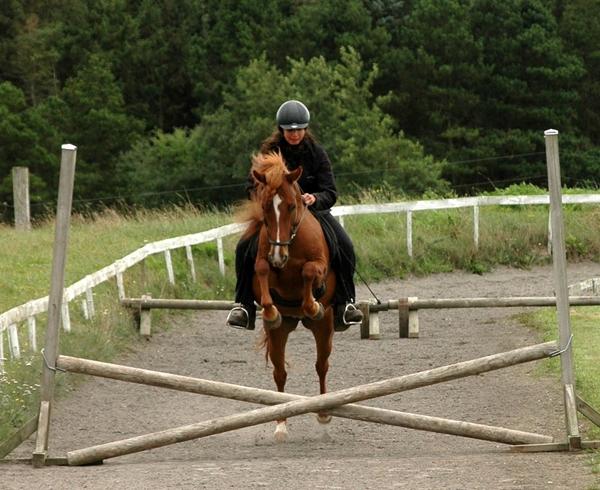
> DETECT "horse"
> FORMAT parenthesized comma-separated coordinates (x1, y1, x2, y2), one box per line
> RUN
(240, 151, 336, 442)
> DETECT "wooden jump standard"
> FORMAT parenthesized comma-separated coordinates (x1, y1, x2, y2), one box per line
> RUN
(367, 295, 600, 340)
(60, 341, 557, 466)
(121, 295, 600, 340)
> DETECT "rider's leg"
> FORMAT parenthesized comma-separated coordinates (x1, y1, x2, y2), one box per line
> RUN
(319, 213, 363, 330)
(227, 234, 258, 329)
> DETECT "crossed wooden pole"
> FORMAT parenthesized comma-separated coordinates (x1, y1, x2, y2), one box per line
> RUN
(57, 343, 557, 466)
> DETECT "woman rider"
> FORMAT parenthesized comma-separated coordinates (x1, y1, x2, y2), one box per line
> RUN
(226, 99, 363, 331)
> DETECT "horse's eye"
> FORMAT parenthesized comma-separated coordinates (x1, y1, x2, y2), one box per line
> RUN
(289, 204, 296, 212)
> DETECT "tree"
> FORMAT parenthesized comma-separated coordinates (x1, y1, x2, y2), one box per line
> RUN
(270, 0, 390, 68)
(0, 82, 58, 207)
(11, 15, 61, 105)
(377, 0, 585, 191)
(559, 0, 600, 142)
(379, 0, 484, 157)
(118, 48, 448, 208)
(59, 54, 144, 200)
(186, 0, 287, 114)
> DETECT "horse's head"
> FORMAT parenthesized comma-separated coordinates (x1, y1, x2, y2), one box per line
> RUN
(252, 152, 304, 269)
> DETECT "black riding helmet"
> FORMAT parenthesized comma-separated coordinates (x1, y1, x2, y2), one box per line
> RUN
(276, 100, 310, 129)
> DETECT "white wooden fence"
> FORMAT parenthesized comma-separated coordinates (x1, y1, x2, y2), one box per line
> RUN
(2, 193, 600, 370)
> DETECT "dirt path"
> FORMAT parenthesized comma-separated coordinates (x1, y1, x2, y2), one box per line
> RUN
(4, 263, 600, 489)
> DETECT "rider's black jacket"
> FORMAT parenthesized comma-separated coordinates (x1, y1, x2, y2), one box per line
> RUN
(246, 138, 337, 212)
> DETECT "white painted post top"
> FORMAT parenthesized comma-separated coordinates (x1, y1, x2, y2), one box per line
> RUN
(544, 129, 559, 136)
(61, 144, 77, 151)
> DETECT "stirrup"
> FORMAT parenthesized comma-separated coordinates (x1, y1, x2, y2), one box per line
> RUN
(343, 303, 363, 326)
(226, 306, 250, 330)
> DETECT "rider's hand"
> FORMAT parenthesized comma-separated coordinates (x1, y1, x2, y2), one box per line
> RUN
(302, 193, 316, 206)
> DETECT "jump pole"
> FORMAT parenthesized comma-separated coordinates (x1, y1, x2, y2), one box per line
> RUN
(64, 341, 557, 465)
(57, 352, 553, 446)
(544, 129, 580, 449)
(32, 144, 77, 468)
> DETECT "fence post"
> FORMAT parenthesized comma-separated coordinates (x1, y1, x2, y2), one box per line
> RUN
(0, 329, 4, 373)
(27, 316, 37, 352)
(12, 166, 31, 231)
(139, 294, 152, 337)
(544, 129, 580, 449)
(33, 144, 77, 467)
(85, 288, 95, 319)
(473, 204, 479, 250)
(408, 297, 420, 338)
(185, 245, 197, 282)
(357, 301, 370, 339)
(8, 324, 20, 359)
(406, 211, 413, 258)
(216, 238, 225, 276)
(164, 250, 175, 285)
(116, 271, 126, 300)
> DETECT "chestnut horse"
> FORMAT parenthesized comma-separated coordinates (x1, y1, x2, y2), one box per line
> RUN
(241, 151, 336, 442)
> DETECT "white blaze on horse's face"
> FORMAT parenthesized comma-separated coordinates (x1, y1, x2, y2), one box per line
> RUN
(269, 194, 289, 268)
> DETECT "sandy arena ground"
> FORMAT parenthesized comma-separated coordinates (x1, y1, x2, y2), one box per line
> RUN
(4, 263, 600, 489)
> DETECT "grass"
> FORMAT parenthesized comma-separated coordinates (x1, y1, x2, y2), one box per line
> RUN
(519, 306, 600, 440)
(1, 191, 600, 471)
(0, 204, 232, 313)
(519, 306, 600, 480)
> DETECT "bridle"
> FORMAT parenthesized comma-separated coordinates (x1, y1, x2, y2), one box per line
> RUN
(266, 186, 308, 247)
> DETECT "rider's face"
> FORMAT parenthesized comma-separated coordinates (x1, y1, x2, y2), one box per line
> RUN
(283, 128, 306, 146)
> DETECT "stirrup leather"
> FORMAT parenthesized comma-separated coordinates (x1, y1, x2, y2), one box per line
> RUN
(226, 305, 250, 329)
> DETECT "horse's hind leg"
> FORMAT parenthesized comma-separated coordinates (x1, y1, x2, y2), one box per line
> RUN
(266, 319, 295, 442)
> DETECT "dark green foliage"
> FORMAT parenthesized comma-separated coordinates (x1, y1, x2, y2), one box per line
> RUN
(0, 0, 599, 215)
(118, 48, 449, 207)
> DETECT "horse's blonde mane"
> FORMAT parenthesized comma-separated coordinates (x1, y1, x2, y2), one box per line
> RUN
(251, 151, 288, 191)
(233, 151, 289, 239)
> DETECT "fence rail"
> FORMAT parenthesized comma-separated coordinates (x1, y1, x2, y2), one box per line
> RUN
(2, 194, 600, 368)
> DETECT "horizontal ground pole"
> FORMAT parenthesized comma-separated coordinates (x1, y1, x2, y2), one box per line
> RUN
(121, 298, 235, 310)
(62, 341, 557, 465)
(370, 296, 600, 312)
(57, 355, 552, 446)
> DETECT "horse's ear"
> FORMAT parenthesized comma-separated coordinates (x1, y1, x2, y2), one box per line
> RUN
(287, 166, 303, 183)
(252, 169, 266, 185)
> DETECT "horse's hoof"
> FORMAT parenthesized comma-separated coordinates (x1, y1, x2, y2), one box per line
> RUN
(308, 302, 325, 321)
(316, 413, 332, 425)
(264, 312, 282, 330)
(274, 421, 288, 442)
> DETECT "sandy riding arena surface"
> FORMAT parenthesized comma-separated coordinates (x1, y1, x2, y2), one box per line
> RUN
(4, 263, 600, 489)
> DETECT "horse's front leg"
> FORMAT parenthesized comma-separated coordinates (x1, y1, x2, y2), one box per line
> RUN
(255, 257, 281, 329)
(300, 261, 326, 320)
(311, 312, 334, 424)
(267, 320, 294, 442)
